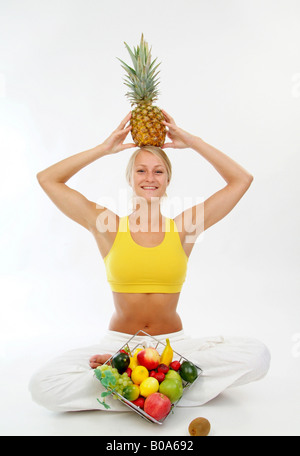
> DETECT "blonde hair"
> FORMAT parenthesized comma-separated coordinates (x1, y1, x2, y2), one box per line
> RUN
(125, 146, 172, 189)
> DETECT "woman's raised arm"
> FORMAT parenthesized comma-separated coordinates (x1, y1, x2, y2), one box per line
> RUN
(37, 114, 135, 230)
(162, 110, 253, 236)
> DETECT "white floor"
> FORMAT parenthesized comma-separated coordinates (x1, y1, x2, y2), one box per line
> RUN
(1, 345, 299, 436)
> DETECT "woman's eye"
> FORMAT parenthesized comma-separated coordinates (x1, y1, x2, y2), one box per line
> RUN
(137, 170, 163, 173)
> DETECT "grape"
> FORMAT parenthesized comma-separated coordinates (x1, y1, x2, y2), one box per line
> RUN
(96, 365, 133, 397)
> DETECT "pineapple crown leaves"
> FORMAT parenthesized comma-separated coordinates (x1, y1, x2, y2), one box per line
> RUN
(117, 34, 162, 105)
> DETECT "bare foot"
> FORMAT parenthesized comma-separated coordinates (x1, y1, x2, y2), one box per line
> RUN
(89, 354, 113, 369)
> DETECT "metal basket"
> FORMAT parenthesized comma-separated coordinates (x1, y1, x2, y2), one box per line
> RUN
(97, 330, 203, 424)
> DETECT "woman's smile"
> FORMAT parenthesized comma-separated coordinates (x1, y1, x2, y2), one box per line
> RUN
(141, 186, 159, 191)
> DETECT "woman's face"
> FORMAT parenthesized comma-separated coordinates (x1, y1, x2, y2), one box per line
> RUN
(131, 150, 169, 202)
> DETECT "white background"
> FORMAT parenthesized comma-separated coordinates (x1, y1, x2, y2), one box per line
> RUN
(0, 0, 299, 436)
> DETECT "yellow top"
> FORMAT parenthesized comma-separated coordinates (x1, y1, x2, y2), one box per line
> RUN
(104, 215, 189, 293)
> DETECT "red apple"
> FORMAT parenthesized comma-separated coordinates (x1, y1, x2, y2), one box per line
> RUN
(144, 392, 172, 421)
(137, 347, 160, 371)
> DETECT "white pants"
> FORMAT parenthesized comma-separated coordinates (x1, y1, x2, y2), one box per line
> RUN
(28, 330, 271, 413)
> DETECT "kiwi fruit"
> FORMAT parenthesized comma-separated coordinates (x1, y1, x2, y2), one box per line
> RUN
(188, 417, 211, 436)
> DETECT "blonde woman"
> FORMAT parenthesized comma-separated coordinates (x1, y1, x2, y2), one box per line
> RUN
(29, 111, 270, 412)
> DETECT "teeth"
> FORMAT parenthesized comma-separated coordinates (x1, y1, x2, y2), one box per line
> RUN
(142, 187, 157, 189)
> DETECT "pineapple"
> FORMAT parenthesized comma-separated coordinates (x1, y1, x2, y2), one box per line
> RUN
(118, 34, 166, 148)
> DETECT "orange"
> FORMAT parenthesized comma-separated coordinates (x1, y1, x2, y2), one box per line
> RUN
(131, 366, 149, 385)
(139, 377, 159, 397)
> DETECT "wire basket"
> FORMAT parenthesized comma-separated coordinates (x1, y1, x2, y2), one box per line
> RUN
(95, 330, 203, 424)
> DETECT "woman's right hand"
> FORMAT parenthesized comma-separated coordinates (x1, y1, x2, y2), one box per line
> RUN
(102, 113, 136, 155)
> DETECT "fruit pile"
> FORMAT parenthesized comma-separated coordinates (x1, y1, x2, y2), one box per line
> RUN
(95, 338, 199, 422)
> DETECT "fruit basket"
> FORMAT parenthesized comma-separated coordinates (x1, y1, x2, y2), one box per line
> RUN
(94, 330, 203, 425)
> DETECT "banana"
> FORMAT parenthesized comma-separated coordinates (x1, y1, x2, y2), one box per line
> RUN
(129, 357, 139, 370)
(160, 338, 173, 366)
(129, 348, 143, 370)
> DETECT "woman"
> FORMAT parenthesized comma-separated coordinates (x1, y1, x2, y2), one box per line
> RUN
(29, 111, 270, 412)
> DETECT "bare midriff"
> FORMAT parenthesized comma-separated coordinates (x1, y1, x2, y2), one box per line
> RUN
(109, 291, 183, 336)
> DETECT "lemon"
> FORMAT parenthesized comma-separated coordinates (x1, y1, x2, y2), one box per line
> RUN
(131, 366, 149, 385)
(140, 377, 159, 397)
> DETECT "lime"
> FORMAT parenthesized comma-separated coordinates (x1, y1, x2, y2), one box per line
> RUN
(123, 384, 140, 402)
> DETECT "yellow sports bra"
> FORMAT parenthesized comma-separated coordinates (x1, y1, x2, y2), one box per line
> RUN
(104, 215, 188, 293)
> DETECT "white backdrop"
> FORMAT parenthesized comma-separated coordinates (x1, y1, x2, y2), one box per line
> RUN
(0, 0, 299, 435)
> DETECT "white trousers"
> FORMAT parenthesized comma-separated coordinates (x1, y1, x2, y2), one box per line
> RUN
(29, 330, 271, 413)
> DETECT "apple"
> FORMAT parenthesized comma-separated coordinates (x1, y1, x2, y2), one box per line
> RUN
(159, 378, 183, 403)
(165, 369, 182, 382)
(137, 347, 160, 371)
(144, 392, 171, 421)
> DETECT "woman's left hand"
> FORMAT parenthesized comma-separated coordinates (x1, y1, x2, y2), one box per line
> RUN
(89, 354, 113, 369)
(161, 110, 196, 149)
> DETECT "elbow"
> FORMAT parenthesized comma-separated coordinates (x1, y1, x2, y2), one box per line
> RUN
(231, 174, 254, 189)
(241, 173, 254, 189)
(36, 171, 45, 186)
(36, 171, 51, 188)
(246, 173, 254, 186)
(241, 174, 254, 194)
(247, 173, 254, 186)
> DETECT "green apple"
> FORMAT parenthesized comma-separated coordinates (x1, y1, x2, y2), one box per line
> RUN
(165, 370, 182, 382)
(159, 378, 183, 403)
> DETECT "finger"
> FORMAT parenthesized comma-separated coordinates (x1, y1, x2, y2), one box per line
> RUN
(116, 125, 132, 138)
(161, 109, 175, 124)
(162, 142, 174, 149)
(119, 112, 132, 129)
(123, 143, 136, 149)
(162, 120, 176, 130)
(90, 362, 101, 369)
